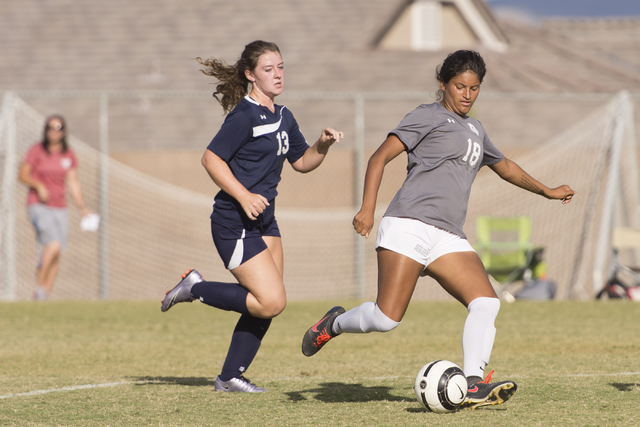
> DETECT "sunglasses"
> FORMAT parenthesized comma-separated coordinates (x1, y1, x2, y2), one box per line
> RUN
(47, 122, 64, 131)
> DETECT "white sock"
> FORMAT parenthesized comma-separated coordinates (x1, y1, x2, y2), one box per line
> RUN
(332, 302, 400, 334)
(462, 297, 500, 379)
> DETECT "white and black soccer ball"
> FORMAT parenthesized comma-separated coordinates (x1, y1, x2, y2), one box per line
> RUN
(414, 360, 467, 413)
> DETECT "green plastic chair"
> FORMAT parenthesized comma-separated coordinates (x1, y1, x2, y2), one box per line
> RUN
(475, 215, 545, 284)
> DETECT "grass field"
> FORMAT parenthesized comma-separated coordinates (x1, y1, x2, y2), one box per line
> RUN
(1, 299, 640, 426)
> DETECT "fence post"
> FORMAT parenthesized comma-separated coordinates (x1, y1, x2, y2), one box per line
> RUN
(0, 92, 17, 301)
(99, 92, 110, 299)
(625, 97, 640, 266)
(625, 97, 640, 228)
(354, 93, 366, 299)
(592, 91, 628, 295)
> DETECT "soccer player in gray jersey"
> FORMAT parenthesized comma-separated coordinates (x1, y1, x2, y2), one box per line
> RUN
(302, 50, 576, 409)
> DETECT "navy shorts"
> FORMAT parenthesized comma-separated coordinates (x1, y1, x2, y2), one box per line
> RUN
(211, 220, 281, 270)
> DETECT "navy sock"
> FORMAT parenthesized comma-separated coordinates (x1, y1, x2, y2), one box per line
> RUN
(219, 314, 272, 381)
(191, 281, 249, 314)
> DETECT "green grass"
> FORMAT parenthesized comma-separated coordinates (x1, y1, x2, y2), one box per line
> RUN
(1, 300, 640, 426)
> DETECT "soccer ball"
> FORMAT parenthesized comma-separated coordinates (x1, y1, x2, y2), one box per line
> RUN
(414, 360, 467, 413)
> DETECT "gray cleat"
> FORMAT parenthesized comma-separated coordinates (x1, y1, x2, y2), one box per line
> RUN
(161, 269, 203, 312)
(214, 376, 267, 393)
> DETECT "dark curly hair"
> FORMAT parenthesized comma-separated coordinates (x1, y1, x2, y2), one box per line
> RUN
(435, 50, 486, 101)
(196, 40, 281, 114)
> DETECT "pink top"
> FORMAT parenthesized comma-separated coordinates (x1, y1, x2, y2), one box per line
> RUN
(24, 142, 77, 208)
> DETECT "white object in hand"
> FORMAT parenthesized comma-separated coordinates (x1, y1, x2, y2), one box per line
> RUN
(80, 213, 100, 232)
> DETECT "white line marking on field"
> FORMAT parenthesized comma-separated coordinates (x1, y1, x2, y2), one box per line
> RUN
(2, 372, 639, 400)
(558, 372, 640, 378)
(0, 381, 132, 400)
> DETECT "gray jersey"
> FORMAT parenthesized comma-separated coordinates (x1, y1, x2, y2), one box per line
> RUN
(384, 102, 503, 239)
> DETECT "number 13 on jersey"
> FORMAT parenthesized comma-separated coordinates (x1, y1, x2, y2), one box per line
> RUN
(276, 131, 289, 156)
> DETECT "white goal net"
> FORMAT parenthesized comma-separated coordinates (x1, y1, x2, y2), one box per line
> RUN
(0, 91, 637, 301)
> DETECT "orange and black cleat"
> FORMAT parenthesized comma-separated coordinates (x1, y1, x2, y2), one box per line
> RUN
(301, 306, 345, 356)
(462, 370, 517, 409)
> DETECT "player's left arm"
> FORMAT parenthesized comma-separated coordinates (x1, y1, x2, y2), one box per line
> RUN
(489, 157, 576, 204)
(291, 127, 343, 173)
(66, 168, 90, 215)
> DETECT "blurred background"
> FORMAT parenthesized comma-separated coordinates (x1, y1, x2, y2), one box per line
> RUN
(1, 0, 639, 302)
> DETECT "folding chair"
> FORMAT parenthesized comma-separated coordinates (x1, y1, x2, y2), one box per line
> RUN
(475, 215, 546, 286)
(597, 227, 640, 299)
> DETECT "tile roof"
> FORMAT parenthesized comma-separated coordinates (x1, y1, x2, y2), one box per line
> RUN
(2, 0, 639, 93)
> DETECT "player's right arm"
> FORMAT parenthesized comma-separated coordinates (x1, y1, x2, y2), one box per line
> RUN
(18, 162, 50, 203)
(353, 134, 406, 238)
(201, 149, 269, 221)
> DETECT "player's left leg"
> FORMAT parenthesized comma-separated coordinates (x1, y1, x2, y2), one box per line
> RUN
(31, 206, 67, 299)
(424, 250, 496, 305)
(214, 235, 284, 393)
(425, 251, 517, 408)
(262, 235, 283, 276)
(37, 241, 62, 297)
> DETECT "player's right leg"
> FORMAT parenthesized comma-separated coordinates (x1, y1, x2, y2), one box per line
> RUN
(302, 248, 422, 356)
(161, 222, 285, 317)
(160, 268, 204, 312)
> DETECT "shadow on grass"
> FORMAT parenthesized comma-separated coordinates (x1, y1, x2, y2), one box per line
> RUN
(286, 382, 414, 403)
(128, 376, 216, 387)
(610, 383, 640, 392)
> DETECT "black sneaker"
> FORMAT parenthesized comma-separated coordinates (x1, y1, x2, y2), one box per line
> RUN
(161, 269, 203, 312)
(462, 370, 517, 409)
(301, 306, 345, 357)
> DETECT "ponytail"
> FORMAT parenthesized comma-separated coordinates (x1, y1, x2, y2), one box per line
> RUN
(197, 40, 281, 114)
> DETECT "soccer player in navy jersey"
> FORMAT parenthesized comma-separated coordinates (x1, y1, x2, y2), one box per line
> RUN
(302, 50, 576, 408)
(161, 40, 343, 392)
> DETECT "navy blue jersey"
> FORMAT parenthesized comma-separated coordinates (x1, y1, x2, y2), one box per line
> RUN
(207, 96, 309, 229)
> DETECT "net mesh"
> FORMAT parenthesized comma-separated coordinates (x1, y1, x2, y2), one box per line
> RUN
(0, 92, 637, 301)
(467, 94, 638, 299)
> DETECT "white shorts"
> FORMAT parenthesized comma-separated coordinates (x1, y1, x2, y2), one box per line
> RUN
(376, 216, 475, 276)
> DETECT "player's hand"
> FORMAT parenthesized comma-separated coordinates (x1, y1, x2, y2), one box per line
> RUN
(319, 128, 344, 148)
(240, 192, 270, 220)
(353, 209, 374, 239)
(549, 185, 576, 204)
(36, 183, 50, 203)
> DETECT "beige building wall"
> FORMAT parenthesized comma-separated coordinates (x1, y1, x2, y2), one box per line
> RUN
(378, 2, 480, 51)
(379, 4, 413, 51)
(442, 3, 478, 49)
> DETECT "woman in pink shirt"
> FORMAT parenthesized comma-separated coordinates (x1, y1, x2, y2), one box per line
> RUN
(18, 115, 89, 300)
